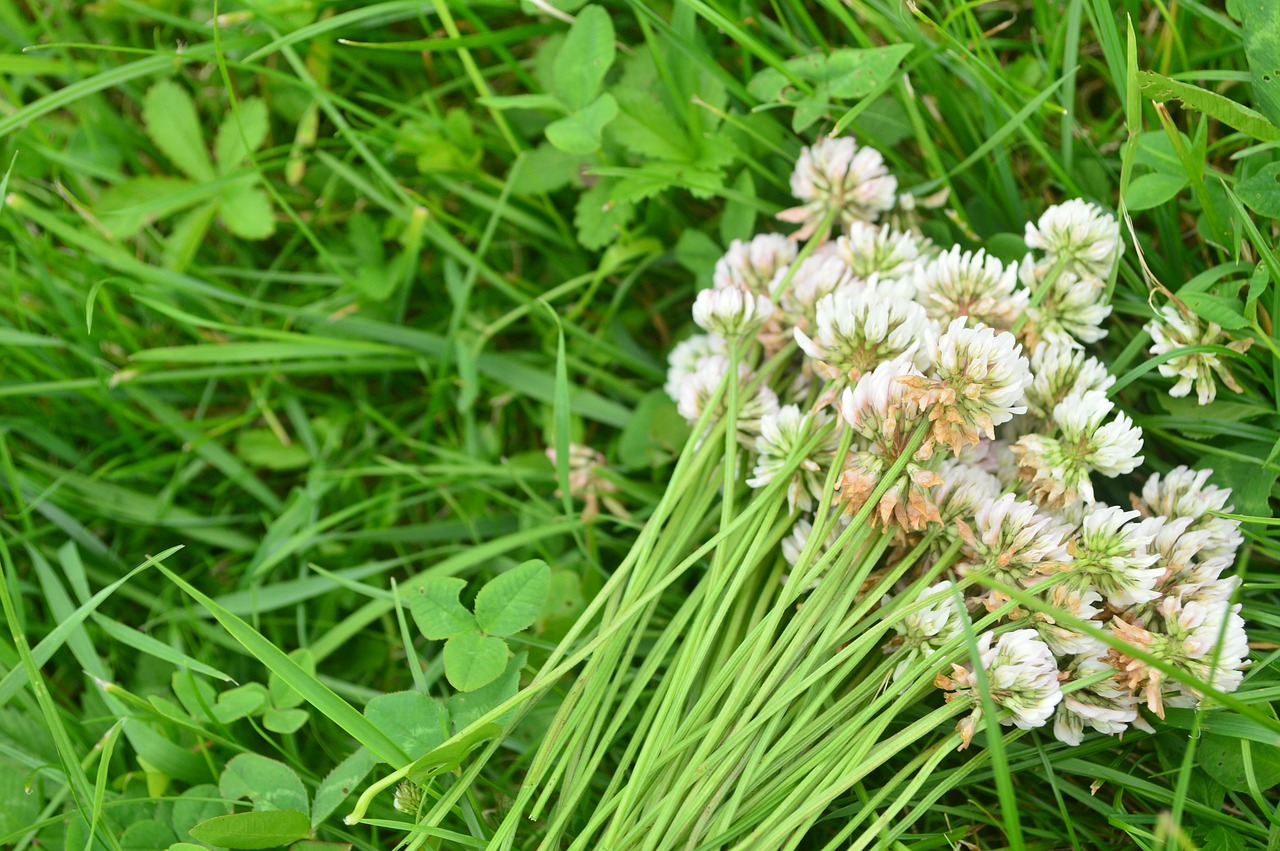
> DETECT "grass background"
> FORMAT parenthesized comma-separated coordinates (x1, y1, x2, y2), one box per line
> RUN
(2, 0, 1279, 848)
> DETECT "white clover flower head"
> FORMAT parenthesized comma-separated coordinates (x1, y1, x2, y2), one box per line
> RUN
(1053, 648, 1138, 746)
(692, 286, 774, 340)
(902, 318, 1031, 454)
(1030, 584, 1105, 656)
(664, 333, 727, 402)
(837, 356, 943, 530)
(1024, 199, 1124, 279)
(933, 458, 1003, 525)
(836, 221, 924, 281)
(938, 629, 1064, 748)
(1146, 515, 1239, 605)
(748, 405, 840, 513)
(676, 354, 779, 444)
(546, 443, 621, 520)
(779, 135, 898, 241)
(780, 245, 857, 326)
(1146, 304, 1249, 406)
(887, 580, 966, 681)
(1025, 342, 1115, 421)
(795, 278, 933, 382)
(714, 233, 796, 295)
(1043, 505, 1162, 608)
(1138, 465, 1242, 563)
(956, 493, 1073, 607)
(1109, 597, 1249, 717)
(1012, 390, 1143, 508)
(912, 245, 1027, 331)
(1018, 256, 1112, 349)
(394, 780, 424, 814)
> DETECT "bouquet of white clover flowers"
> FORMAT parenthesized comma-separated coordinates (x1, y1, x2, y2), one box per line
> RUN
(352, 135, 1253, 851)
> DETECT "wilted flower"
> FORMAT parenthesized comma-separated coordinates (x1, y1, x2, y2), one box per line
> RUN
(913, 246, 1027, 330)
(1135, 466, 1242, 563)
(692, 286, 774, 340)
(956, 493, 1073, 608)
(937, 629, 1064, 748)
(1027, 585, 1106, 656)
(1012, 390, 1143, 507)
(779, 136, 897, 240)
(836, 221, 924, 281)
(676, 355, 779, 444)
(714, 233, 796, 295)
(795, 279, 932, 383)
(900, 318, 1031, 454)
(1146, 305, 1250, 406)
(886, 581, 966, 681)
(1024, 199, 1123, 279)
(1053, 648, 1138, 745)
(1041, 505, 1162, 608)
(1024, 342, 1115, 421)
(664, 334, 726, 402)
(546, 443, 624, 520)
(748, 406, 840, 512)
(1019, 257, 1112, 349)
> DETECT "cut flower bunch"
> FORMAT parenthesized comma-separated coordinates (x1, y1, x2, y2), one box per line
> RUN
(359, 136, 1254, 849)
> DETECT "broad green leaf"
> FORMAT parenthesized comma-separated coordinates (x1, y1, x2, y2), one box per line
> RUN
(1202, 827, 1247, 851)
(188, 811, 310, 850)
(171, 784, 231, 842)
(220, 183, 276, 240)
(236, 429, 312, 471)
(96, 176, 202, 239)
(552, 5, 615, 110)
(215, 97, 270, 173)
(1198, 733, 1280, 791)
(447, 652, 525, 731)
(443, 633, 509, 691)
(1123, 172, 1188, 210)
(219, 754, 309, 816)
(263, 707, 310, 734)
(1138, 71, 1280, 142)
(574, 177, 635, 249)
(824, 45, 914, 98)
(1241, 0, 1280, 126)
(1236, 162, 1280, 218)
(122, 819, 176, 851)
(792, 90, 830, 133)
(143, 80, 215, 182)
(511, 143, 584, 194)
(545, 93, 617, 155)
(364, 691, 449, 757)
(405, 722, 504, 783)
(408, 576, 475, 640)
(474, 559, 551, 637)
(1179, 291, 1249, 330)
(311, 747, 377, 827)
(610, 88, 689, 162)
(720, 170, 756, 245)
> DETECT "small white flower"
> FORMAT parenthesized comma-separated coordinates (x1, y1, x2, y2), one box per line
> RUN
(1053, 648, 1138, 746)
(1012, 390, 1143, 508)
(933, 458, 1003, 525)
(664, 334, 726, 401)
(1146, 516, 1239, 605)
(836, 221, 924, 281)
(957, 493, 1073, 607)
(676, 355, 779, 444)
(714, 233, 797, 295)
(1024, 342, 1115, 421)
(1029, 585, 1106, 656)
(912, 246, 1027, 331)
(1018, 256, 1112, 349)
(1137, 466, 1243, 563)
(901, 318, 1031, 454)
(887, 581, 966, 681)
(748, 406, 840, 513)
(938, 629, 1064, 748)
(1024, 199, 1124, 279)
(546, 443, 622, 520)
(778, 136, 898, 241)
(1146, 305, 1250, 406)
(692, 286, 774, 339)
(780, 245, 857, 327)
(795, 278, 932, 382)
(1042, 505, 1162, 608)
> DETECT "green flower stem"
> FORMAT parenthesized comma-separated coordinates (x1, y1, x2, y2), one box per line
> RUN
(770, 206, 840, 302)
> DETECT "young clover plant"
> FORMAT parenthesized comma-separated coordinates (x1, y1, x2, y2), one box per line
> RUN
(410, 558, 551, 692)
(96, 79, 276, 271)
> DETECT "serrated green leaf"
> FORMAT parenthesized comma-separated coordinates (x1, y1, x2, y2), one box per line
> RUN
(474, 559, 551, 637)
(545, 93, 617, 155)
(1138, 70, 1280, 142)
(552, 5, 615, 110)
(311, 748, 377, 827)
(1236, 162, 1280, 218)
(408, 576, 475, 640)
(188, 811, 310, 850)
(610, 93, 689, 161)
(511, 143, 584, 194)
(364, 691, 448, 756)
(219, 754, 309, 816)
(1241, 0, 1280, 126)
(143, 80, 215, 182)
(443, 633, 509, 692)
(215, 97, 270, 174)
(220, 183, 276, 240)
(1124, 171, 1188, 210)
(574, 177, 635, 249)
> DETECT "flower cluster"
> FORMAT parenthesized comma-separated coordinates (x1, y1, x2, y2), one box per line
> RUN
(659, 134, 1250, 751)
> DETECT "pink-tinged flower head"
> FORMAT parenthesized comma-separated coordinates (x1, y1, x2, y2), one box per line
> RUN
(837, 221, 924, 281)
(713, 233, 796, 296)
(778, 136, 898, 241)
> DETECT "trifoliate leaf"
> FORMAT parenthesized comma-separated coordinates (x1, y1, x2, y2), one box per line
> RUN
(446, 652, 525, 731)
(574, 178, 636, 249)
(96, 176, 202, 239)
(220, 183, 276, 240)
(364, 691, 449, 757)
(142, 80, 215, 182)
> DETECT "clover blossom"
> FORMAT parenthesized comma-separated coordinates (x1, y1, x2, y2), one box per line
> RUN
(1146, 304, 1251, 405)
(836, 221, 924, 281)
(779, 136, 897, 240)
(1053, 648, 1139, 746)
(937, 629, 1064, 748)
(1025, 584, 1106, 656)
(714, 233, 796, 295)
(795, 279, 932, 383)
(748, 405, 840, 513)
(781, 509, 850, 567)
(912, 246, 1027, 330)
(664, 334, 726, 401)
(1146, 516, 1239, 606)
(546, 443, 623, 521)
(692, 286, 774, 340)
(1018, 258, 1112, 349)
(675, 354, 778, 444)
(780, 245, 857, 328)
(886, 581, 966, 681)
(1024, 342, 1115, 421)
(1136, 465, 1243, 563)
(1012, 390, 1143, 507)
(1024, 199, 1123, 279)
(956, 493, 1073, 608)
(1042, 505, 1162, 608)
